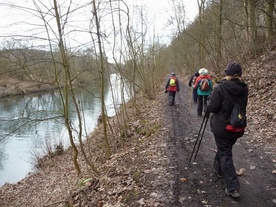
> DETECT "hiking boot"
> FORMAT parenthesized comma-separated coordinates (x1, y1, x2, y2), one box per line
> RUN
(225, 189, 240, 198)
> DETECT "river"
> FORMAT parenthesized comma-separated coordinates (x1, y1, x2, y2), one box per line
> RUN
(0, 73, 130, 186)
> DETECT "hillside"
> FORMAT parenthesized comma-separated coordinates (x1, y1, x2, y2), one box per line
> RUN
(243, 43, 276, 155)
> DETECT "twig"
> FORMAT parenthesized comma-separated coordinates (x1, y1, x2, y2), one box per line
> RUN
(43, 200, 68, 207)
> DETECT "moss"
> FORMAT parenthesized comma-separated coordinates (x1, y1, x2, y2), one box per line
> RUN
(133, 170, 141, 183)
(136, 120, 161, 137)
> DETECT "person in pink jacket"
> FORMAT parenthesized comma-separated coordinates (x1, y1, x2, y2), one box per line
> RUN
(194, 68, 212, 116)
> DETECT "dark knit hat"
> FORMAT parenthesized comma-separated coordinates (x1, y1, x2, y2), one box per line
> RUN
(224, 63, 242, 76)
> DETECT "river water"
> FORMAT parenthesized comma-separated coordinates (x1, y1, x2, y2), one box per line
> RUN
(0, 74, 130, 186)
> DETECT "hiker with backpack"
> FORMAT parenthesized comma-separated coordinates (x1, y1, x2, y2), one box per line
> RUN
(165, 72, 180, 106)
(194, 68, 212, 116)
(188, 70, 200, 103)
(206, 63, 248, 198)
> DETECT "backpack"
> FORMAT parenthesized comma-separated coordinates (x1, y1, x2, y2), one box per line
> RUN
(200, 78, 210, 91)
(170, 77, 176, 86)
(226, 102, 247, 133)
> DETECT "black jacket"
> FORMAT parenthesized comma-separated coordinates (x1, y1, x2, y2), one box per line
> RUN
(207, 78, 248, 138)
(188, 72, 199, 87)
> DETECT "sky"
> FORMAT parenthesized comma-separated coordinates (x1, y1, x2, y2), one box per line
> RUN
(125, 0, 199, 44)
(0, 0, 198, 52)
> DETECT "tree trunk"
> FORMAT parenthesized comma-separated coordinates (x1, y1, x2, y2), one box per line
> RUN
(248, 0, 257, 45)
(92, 0, 111, 158)
(215, 0, 223, 73)
(197, 0, 206, 66)
(53, 0, 81, 175)
(265, 0, 275, 42)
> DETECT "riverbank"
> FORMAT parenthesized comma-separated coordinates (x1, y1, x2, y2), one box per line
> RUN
(0, 88, 168, 206)
(0, 78, 59, 98)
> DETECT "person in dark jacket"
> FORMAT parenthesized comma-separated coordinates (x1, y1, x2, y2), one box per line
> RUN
(188, 70, 200, 103)
(165, 72, 180, 106)
(206, 62, 248, 198)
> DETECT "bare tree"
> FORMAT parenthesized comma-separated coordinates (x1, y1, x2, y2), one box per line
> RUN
(90, 0, 111, 158)
(52, 0, 81, 175)
(197, 0, 207, 66)
(248, 0, 257, 46)
(264, 0, 275, 42)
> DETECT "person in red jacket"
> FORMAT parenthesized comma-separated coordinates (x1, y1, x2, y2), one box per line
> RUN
(165, 72, 180, 106)
(194, 68, 212, 116)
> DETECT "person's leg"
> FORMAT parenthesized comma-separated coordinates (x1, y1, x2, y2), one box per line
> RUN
(214, 135, 240, 192)
(203, 95, 208, 111)
(168, 91, 174, 106)
(197, 95, 203, 115)
(172, 91, 176, 105)
(193, 89, 198, 103)
(213, 151, 223, 177)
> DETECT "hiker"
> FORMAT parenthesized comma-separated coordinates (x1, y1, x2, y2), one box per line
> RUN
(206, 63, 248, 198)
(188, 70, 200, 103)
(194, 68, 212, 116)
(165, 72, 180, 106)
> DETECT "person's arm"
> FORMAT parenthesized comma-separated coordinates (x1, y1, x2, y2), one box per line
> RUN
(165, 77, 170, 90)
(194, 76, 200, 89)
(188, 75, 194, 87)
(207, 84, 223, 113)
(209, 78, 213, 91)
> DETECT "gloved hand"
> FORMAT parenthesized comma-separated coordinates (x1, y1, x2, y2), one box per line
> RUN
(204, 108, 210, 117)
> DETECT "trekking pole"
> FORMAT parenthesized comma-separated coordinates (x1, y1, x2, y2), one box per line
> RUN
(188, 111, 210, 166)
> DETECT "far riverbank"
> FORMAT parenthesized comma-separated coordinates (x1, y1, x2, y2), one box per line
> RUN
(0, 78, 59, 98)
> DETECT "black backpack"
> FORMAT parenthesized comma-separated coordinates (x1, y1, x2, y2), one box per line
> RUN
(226, 101, 247, 133)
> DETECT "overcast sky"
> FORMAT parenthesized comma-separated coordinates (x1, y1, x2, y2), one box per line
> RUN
(125, 0, 198, 44)
(0, 0, 198, 50)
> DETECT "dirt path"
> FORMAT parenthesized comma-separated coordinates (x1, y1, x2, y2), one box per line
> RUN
(162, 81, 276, 207)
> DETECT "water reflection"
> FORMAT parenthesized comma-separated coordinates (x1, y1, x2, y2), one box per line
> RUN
(0, 73, 130, 186)
(0, 138, 8, 170)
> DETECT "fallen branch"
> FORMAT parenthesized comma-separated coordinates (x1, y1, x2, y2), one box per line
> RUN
(43, 200, 68, 207)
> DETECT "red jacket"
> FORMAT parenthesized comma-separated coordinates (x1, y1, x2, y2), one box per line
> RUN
(165, 75, 180, 92)
(194, 75, 212, 89)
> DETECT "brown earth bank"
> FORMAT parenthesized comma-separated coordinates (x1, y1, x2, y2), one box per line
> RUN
(0, 49, 276, 206)
(0, 78, 59, 98)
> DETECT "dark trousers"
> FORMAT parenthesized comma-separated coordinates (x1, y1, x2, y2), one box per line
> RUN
(213, 134, 240, 192)
(193, 89, 198, 103)
(197, 95, 208, 115)
(168, 91, 176, 105)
